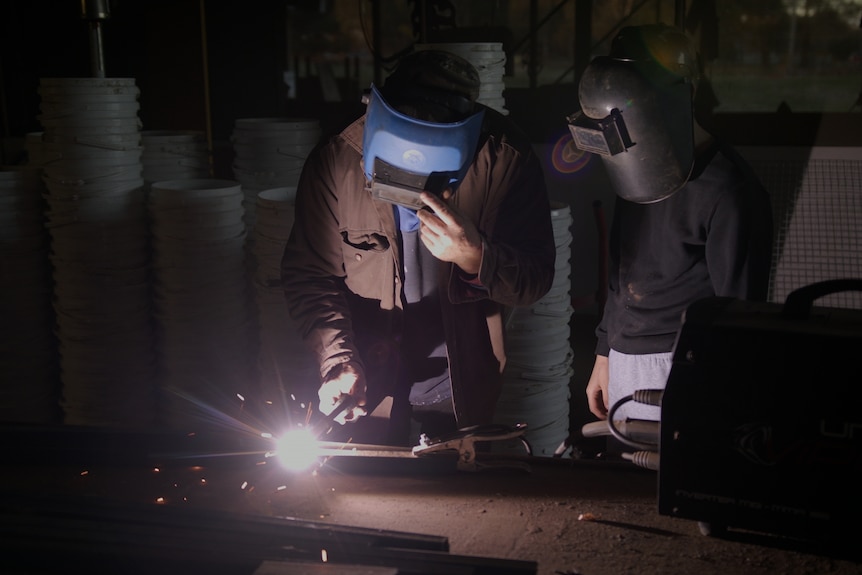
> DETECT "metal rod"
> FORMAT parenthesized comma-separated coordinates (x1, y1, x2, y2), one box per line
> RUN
(87, 22, 106, 78)
(81, 0, 110, 78)
(199, 0, 214, 176)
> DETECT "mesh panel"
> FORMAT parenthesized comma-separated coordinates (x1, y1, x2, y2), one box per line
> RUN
(741, 147, 862, 309)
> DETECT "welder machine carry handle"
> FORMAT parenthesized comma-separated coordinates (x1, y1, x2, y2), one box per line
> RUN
(781, 278, 862, 320)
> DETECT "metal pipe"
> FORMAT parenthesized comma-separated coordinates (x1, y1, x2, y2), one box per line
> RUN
(87, 22, 106, 78)
(80, 0, 110, 78)
(199, 0, 214, 176)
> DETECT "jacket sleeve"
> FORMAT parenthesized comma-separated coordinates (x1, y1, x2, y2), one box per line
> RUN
(280, 141, 363, 381)
(451, 128, 556, 308)
(594, 201, 618, 358)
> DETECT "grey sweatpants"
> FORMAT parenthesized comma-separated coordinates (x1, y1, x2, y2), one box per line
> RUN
(608, 349, 673, 422)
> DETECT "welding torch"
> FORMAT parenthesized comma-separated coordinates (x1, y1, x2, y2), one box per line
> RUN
(314, 395, 359, 437)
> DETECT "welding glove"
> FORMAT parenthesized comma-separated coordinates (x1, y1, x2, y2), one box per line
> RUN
(319, 361, 368, 425)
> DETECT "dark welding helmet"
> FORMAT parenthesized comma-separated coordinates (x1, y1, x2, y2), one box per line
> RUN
(568, 24, 700, 203)
(362, 50, 485, 210)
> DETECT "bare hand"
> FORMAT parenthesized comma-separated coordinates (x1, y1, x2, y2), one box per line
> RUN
(318, 362, 368, 424)
(586, 355, 609, 420)
(416, 191, 483, 275)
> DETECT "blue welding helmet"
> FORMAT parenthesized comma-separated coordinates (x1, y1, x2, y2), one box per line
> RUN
(362, 83, 484, 210)
(568, 25, 699, 204)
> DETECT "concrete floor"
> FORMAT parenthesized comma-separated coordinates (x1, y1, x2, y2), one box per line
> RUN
(2, 311, 859, 575)
(3, 424, 859, 575)
(4, 308, 860, 575)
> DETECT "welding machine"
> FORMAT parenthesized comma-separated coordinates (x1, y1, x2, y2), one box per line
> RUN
(658, 279, 862, 547)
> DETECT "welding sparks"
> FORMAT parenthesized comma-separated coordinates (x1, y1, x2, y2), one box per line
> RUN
(155, 384, 333, 476)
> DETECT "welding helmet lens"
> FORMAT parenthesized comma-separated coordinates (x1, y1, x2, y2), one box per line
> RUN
(567, 108, 634, 157)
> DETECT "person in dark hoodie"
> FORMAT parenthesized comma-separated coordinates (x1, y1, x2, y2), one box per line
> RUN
(281, 49, 555, 446)
(568, 24, 773, 424)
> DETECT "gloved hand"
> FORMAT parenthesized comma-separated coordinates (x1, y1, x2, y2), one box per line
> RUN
(318, 362, 368, 425)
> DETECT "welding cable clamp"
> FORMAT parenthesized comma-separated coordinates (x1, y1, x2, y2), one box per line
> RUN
(412, 422, 531, 472)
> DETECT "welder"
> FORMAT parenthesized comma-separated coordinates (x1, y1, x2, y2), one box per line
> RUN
(568, 24, 774, 425)
(281, 49, 556, 446)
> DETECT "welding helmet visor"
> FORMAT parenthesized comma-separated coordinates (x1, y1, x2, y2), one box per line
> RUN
(568, 29, 697, 204)
(362, 83, 484, 210)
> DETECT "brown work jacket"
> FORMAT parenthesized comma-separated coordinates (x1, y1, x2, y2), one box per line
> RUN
(281, 105, 555, 427)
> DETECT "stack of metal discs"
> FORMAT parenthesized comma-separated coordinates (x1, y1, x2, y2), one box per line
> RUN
(230, 117, 320, 235)
(0, 166, 60, 423)
(148, 178, 256, 430)
(250, 186, 319, 411)
(496, 202, 574, 456)
(141, 130, 211, 187)
(38, 77, 157, 428)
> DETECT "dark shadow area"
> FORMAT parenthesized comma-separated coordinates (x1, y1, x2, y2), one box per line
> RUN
(697, 522, 862, 564)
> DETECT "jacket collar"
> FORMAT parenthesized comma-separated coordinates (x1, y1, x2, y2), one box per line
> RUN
(341, 115, 366, 155)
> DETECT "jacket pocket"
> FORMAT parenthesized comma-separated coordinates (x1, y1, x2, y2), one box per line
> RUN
(341, 230, 392, 299)
(341, 230, 390, 253)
